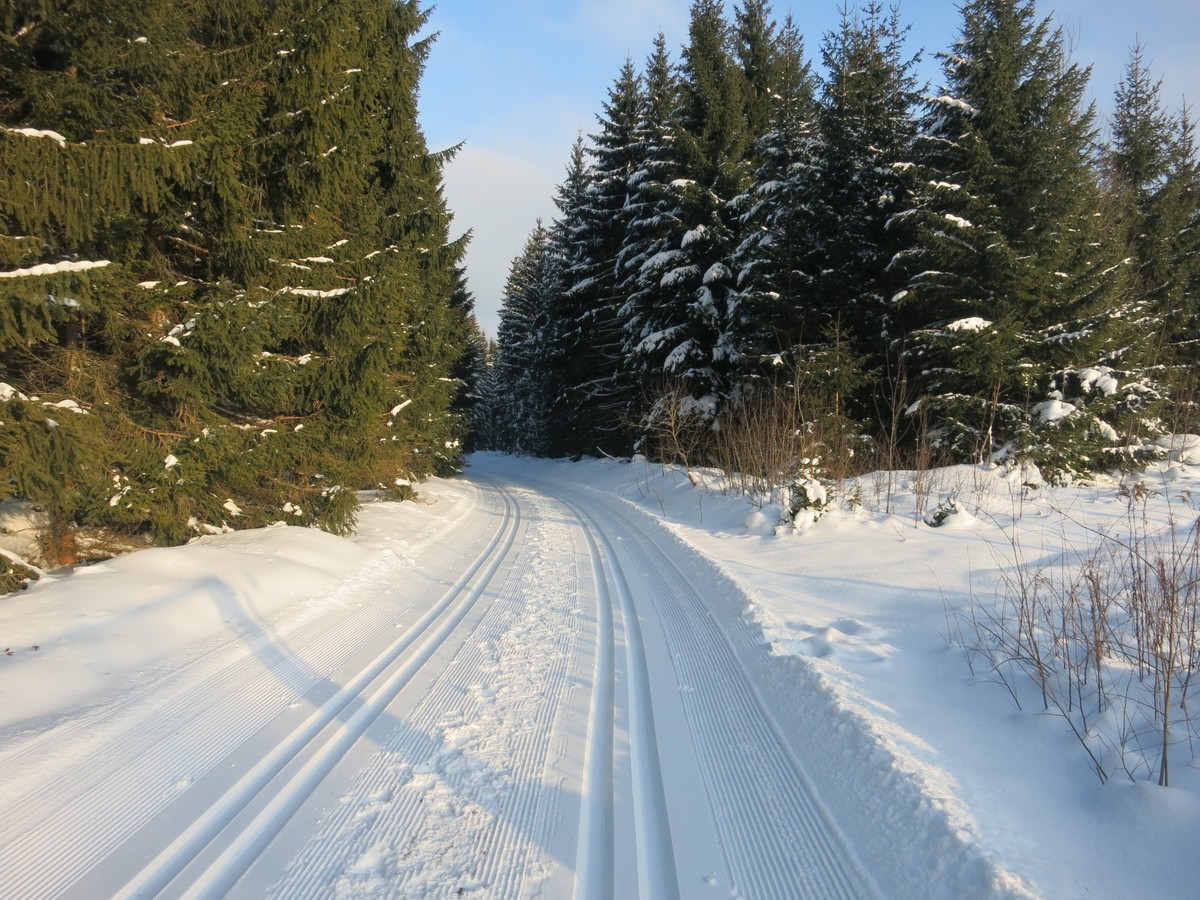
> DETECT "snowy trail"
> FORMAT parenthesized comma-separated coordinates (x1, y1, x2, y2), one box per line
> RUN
(525, 467, 876, 900)
(0, 463, 876, 898)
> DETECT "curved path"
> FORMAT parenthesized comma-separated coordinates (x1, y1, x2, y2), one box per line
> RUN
(0, 458, 876, 899)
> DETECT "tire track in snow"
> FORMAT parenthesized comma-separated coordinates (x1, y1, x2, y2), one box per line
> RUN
(109, 484, 523, 899)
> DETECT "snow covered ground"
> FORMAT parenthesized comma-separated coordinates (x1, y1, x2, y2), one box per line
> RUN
(1, 452, 1199, 897)
(495, 452, 1200, 899)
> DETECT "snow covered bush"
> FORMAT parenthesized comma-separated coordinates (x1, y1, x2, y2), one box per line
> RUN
(923, 495, 959, 527)
(787, 470, 834, 529)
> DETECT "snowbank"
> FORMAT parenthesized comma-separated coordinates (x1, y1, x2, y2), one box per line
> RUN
(0, 525, 370, 736)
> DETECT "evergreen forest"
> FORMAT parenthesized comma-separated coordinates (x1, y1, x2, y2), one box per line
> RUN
(3, 0, 1199, 590)
(476, 0, 1200, 505)
(1, 0, 477, 584)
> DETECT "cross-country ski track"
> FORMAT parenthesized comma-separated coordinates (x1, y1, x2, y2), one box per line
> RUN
(0, 457, 889, 899)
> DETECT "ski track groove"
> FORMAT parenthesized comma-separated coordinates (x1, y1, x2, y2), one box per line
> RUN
(548, 477, 875, 900)
(259, 486, 583, 899)
(0, 575, 472, 895)
(139, 484, 523, 899)
(21, 482, 507, 900)
(1, 469, 883, 899)
(554, 493, 681, 900)
(573, 500, 617, 900)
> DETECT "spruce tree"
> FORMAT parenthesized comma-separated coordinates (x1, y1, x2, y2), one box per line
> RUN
(805, 3, 920, 409)
(730, 14, 818, 364)
(1, 0, 216, 558)
(543, 136, 595, 456)
(733, 0, 780, 158)
(1105, 43, 1200, 400)
(1159, 115, 1200, 376)
(892, 0, 1129, 471)
(558, 60, 644, 456)
(492, 222, 562, 456)
(615, 34, 686, 407)
(0, 0, 468, 567)
(619, 3, 754, 421)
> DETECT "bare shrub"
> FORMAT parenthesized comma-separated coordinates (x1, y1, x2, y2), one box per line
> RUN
(709, 354, 865, 522)
(960, 484, 1200, 786)
(631, 379, 713, 472)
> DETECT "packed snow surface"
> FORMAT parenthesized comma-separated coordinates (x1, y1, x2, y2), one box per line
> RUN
(1, 453, 1198, 897)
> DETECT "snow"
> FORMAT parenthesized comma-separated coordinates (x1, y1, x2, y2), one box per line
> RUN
(702, 261, 731, 285)
(281, 287, 351, 298)
(0, 259, 111, 278)
(931, 95, 980, 116)
(0, 382, 29, 402)
(1077, 366, 1120, 396)
(663, 337, 697, 370)
(639, 248, 687, 274)
(46, 398, 86, 414)
(481, 455, 1200, 899)
(1034, 398, 1077, 422)
(1156, 434, 1200, 465)
(946, 316, 992, 332)
(4, 126, 67, 146)
(659, 264, 698, 288)
(3, 455, 1200, 896)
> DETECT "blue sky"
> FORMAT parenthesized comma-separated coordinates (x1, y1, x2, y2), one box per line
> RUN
(417, 0, 1200, 337)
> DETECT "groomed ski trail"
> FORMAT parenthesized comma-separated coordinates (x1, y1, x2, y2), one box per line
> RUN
(0, 463, 878, 899)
